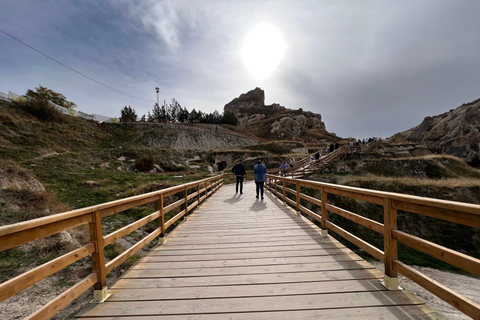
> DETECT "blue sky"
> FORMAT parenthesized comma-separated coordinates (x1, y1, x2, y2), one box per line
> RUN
(1, 0, 480, 139)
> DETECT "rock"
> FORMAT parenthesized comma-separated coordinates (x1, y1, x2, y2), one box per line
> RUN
(410, 146, 432, 157)
(0, 164, 45, 193)
(83, 181, 100, 187)
(189, 165, 200, 169)
(392, 151, 413, 158)
(154, 164, 164, 172)
(466, 150, 480, 167)
(118, 156, 127, 161)
(99, 162, 110, 169)
(396, 97, 480, 159)
(224, 87, 326, 138)
(292, 147, 308, 154)
(207, 166, 213, 173)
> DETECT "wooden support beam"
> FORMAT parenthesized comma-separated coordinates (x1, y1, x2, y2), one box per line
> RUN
(383, 198, 398, 289)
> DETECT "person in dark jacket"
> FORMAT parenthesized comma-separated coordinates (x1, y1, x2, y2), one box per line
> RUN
(253, 160, 267, 200)
(232, 160, 247, 194)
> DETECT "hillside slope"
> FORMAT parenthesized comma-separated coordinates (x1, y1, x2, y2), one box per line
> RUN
(391, 97, 480, 165)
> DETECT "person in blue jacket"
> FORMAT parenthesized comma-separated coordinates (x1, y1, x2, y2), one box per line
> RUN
(232, 160, 247, 194)
(253, 160, 267, 200)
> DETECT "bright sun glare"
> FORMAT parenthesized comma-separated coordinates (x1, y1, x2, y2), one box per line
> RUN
(242, 24, 286, 80)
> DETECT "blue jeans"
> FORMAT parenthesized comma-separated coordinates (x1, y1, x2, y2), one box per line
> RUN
(255, 181, 264, 198)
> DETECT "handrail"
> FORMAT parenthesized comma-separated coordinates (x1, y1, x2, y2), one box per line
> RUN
(265, 174, 480, 319)
(0, 174, 223, 320)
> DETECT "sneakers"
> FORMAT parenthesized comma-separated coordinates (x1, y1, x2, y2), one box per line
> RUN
(256, 195, 259, 198)
(261, 197, 264, 200)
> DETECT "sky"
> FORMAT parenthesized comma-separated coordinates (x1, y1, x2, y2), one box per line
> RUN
(1, 0, 480, 139)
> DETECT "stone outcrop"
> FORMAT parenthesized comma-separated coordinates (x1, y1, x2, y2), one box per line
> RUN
(392, 98, 480, 165)
(224, 87, 326, 138)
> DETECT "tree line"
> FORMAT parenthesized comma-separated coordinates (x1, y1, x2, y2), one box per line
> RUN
(121, 99, 238, 126)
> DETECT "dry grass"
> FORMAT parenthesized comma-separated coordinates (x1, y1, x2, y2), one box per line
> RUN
(346, 173, 480, 188)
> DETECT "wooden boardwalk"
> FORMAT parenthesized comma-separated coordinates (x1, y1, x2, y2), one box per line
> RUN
(75, 182, 444, 319)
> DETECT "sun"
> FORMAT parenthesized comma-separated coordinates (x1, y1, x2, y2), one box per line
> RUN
(242, 23, 286, 80)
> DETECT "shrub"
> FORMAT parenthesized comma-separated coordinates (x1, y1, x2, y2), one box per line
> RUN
(20, 97, 63, 122)
(120, 105, 137, 122)
(134, 155, 155, 172)
(220, 111, 238, 126)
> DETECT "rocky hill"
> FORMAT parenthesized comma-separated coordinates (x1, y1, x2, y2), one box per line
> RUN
(224, 87, 337, 140)
(390, 97, 480, 166)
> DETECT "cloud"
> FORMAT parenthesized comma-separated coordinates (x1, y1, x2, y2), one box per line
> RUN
(1, 1, 480, 139)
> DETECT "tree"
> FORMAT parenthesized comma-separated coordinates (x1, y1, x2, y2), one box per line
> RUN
(151, 103, 163, 120)
(221, 111, 238, 126)
(189, 109, 201, 122)
(120, 105, 137, 122)
(177, 107, 189, 123)
(26, 85, 77, 109)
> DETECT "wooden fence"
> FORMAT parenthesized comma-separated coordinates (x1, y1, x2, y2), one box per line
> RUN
(0, 175, 223, 320)
(265, 174, 480, 319)
(223, 142, 377, 183)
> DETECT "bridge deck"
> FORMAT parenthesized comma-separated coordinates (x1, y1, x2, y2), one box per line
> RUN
(75, 182, 443, 319)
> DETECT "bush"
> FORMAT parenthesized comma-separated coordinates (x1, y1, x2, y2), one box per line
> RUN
(120, 105, 137, 122)
(220, 111, 238, 126)
(134, 155, 155, 172)
(20, 97, 63, 122)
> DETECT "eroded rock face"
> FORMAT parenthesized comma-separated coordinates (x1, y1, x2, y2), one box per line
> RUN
(394, 98, 480, 164)
(224, 87, 326, 137)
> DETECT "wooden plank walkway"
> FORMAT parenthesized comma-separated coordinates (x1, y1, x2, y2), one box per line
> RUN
(75, 181, 445, 319)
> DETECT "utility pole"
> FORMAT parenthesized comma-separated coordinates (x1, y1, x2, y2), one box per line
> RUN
(155, 87, 160, 107)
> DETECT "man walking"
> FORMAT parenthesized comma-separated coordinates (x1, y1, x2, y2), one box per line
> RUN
(253, 160, 267, 200)
(232, 160, 246, 194)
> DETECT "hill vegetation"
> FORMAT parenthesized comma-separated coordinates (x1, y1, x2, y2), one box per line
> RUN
(1, 93, 480, 319)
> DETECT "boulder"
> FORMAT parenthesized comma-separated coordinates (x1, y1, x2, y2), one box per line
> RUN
(99, 162, 110, 169)
(224, 87, 326, 137)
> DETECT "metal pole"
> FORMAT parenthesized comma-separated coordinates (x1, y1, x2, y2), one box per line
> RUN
(155, 87, 160, 107)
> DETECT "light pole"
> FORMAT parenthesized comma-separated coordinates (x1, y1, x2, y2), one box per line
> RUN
(155, 87, 160, 107)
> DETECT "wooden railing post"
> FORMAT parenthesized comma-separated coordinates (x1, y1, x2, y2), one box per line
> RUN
(320, 187, 328, 236)
(184, 186, 189, 221)
(158, 193, 166, 244)
(89, 211, 110, 302)
(197, 183, 200, 207)
(296, 181, 301, 216)
(383, 197, 399, 290)
(274, 177, 278, 197)
(283, 179, 286, 203)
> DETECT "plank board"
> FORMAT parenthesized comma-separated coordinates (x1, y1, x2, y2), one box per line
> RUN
(75, 181, 446, 319)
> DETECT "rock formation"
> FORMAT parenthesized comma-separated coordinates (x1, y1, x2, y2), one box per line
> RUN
(224, 88, 326, 138)
(391, 98, 480, 166)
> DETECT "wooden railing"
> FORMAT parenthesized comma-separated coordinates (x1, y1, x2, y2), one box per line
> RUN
(0, 175, 223, 320)
(265, 174, 480, 319)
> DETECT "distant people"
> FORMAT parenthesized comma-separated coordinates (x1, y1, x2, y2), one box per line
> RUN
(254, 160, 267, 200)
(279, 160, 287, 176)
(335, 142, 339, 150)
(329, 143, 334, 153)
(309, 154, 314, 167)
(289, 158, 295, 169)
(232, 160, 246, 194)
(315, 151, 320, 160)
